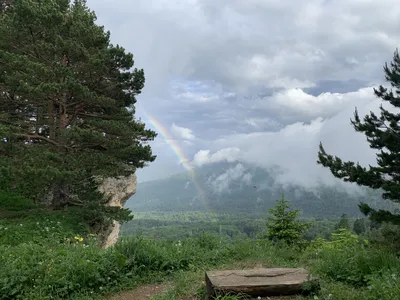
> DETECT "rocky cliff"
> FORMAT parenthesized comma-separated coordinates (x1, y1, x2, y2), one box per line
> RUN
(98, 173, 137, 248)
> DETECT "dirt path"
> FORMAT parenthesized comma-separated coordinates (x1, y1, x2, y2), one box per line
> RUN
(105, 281, 302, 300)
(105, 260, 305, 300)
(105, 283, 170, 300)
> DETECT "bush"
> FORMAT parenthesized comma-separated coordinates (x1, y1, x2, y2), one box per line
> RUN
(0, 210, 87, 246)
(114, 233, 247, 276)
(0, 227, 254, 299)
(4, 203, 400, 300)
(115, 236, 195, 276)
(367, 222, 400, 252)
(0, 190, 37, 213)
(308, 229, 400, 287)
(0, 242, 126, 299)
(366, 269, 400, 300)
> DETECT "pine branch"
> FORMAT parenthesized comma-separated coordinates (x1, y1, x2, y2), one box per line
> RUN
(16, 134, 70, 150)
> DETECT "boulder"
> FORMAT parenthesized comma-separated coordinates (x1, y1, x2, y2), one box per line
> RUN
(205, 268, 317, 298)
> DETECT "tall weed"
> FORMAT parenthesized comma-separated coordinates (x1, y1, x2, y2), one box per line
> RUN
(0, 242, 126, 299)
(306, 229, 400, 294)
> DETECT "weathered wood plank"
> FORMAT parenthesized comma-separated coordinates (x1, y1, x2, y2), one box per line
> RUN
(205, 268, 316, 299)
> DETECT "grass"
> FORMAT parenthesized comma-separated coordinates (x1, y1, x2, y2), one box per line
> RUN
(1, 192, 400, 299)
(1, 219, 397, 299)
(151, 263, 304, 300)
(151, 263, 369, 300)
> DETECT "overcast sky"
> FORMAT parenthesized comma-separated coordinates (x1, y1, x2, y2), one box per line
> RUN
(87, 0, 400, 185)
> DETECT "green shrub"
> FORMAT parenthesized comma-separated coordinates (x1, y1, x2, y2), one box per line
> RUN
(0, 190, 37, 213)
(4, 208, 400, 299)
(367, 222, 400, 252)
(115, 236, 195, 276)
(0, 209, 88, 246)
(115, 233, 241, 276)
(194, 232, 221, 251)
(0, 242, 126, 299)
(366, 269, 400, 300)
(224, 238, 259, 260)
(1, 229, 253, 299)
(308, 229, 400, 287)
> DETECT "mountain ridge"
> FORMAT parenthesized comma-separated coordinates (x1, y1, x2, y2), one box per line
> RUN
(127, 162, 393, 217)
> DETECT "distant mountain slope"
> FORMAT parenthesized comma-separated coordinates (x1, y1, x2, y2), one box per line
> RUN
(127, 162, 394, 217)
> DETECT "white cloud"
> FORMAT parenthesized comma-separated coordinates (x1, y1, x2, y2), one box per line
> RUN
(86, 0, 400, 184)
(242, 172, 253, 185)
(171, 123, 196, 140)
(197, 87, 385, 188)
(183, 140, 195, 147)
(176, 91, 220, 103)
(256, 86, 378, 123)
(208, 163, 248, 193)
(192, 147, 241, 167)
(88, 0, 400, 96)
(244, 117, 283, 130)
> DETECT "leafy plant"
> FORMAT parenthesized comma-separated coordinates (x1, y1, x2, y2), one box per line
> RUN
(366, 269, 400, 300)
(309, 229, 400, 287)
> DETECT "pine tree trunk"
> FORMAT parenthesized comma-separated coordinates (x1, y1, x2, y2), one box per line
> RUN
(59, 55, 69, 132)
(50, 181, 71, 209)
(58, 93, 68, 131)
(48, 99, 55, 140)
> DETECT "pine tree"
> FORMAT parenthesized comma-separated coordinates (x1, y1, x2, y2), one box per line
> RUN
(265, 194, 313, 245)
(0, 0, 156, 225)
(353, 218, 366, 235)
(318, 49, 400, 225)
(334, 213, 350, 232)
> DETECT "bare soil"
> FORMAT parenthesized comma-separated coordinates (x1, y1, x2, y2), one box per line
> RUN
(105, 283, 170, 300)
(105, 260, 305, 300)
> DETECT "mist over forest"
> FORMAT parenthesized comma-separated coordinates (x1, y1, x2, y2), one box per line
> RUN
(127, 162, 393, 217)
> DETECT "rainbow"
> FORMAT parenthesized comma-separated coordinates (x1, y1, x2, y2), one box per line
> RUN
(139, 108, 210, 211)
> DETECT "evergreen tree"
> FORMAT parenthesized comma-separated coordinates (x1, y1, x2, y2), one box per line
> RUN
(265, 194, 312, 245)
(353, 218, 366, 235)
(0, 0, 156, 226)
(335, 213, 350, 232)
(370, 219, 382, 230)
(318, 49, 400, 225)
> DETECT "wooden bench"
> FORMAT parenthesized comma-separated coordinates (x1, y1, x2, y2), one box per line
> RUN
(205, 268, 317, 299)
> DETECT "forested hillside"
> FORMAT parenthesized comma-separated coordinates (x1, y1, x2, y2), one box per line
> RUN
(127, 162, 393, 217)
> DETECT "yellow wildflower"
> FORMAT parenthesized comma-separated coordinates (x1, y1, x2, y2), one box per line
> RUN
(74, 235, 84, 242)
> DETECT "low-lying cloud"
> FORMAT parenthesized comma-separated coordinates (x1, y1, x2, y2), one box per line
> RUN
(86, 0, 400, 184)
(193, 87, 382, 188)
(193, 148, 241, 167)
(206, 163, 253, 194)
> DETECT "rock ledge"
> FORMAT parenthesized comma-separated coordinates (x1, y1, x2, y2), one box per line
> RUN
(98, 173, 137, 248)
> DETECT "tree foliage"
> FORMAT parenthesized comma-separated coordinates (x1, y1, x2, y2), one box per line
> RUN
(318, 49, 400, 225)
(264, 194, 312, 245)
(0, 0, 156, 228)
(353, 218, 366, 235)
(335, 213, 351, 232)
